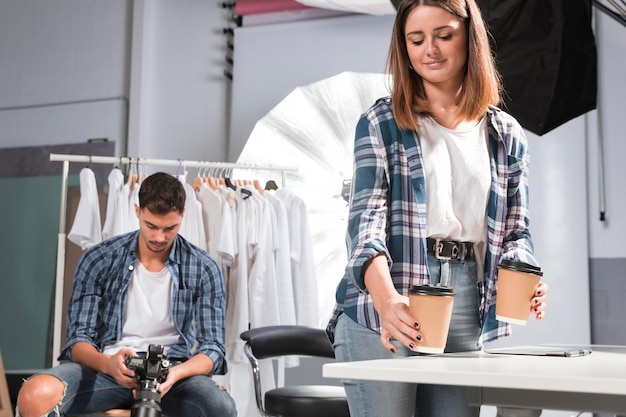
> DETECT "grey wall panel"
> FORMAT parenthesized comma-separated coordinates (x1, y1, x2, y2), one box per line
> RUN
(589, 257, 626, 345)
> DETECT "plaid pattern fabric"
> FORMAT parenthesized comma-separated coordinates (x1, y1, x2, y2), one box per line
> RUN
(60, 230, 227, 375)
(327, 97, 537, 345)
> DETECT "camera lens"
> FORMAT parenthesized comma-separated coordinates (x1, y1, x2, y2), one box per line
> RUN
(130, 389, 162, 417)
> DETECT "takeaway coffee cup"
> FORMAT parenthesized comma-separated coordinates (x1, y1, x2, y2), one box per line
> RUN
(496, 260, 543, 325)
(409, 285, 455, 354)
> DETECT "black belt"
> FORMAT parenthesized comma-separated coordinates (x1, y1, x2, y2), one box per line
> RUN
(426, 238, 474, 260)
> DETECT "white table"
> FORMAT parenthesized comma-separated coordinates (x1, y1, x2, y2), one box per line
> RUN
(323, 345, 626, 414)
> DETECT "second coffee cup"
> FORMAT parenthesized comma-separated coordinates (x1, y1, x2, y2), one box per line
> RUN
(409, 284, 455, 354)
(496, 259, 543, 325)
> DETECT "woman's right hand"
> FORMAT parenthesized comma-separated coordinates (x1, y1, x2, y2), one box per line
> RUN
(375, 292, 423, 353)
(363, 254, 423, 353)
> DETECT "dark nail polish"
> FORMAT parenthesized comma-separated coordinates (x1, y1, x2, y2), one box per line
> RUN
(414, 322, 419, 329)
(390, 348, 396, 353)
(409, 343, 415, 349)
(537, 290, 542, 295)
(534, 307, 538, 312)
(416, 335, 422, 341)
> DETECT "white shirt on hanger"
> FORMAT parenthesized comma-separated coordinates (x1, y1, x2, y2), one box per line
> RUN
(247, 188, 281, 330)
(276, 188, 319, 328)
(112, 182, 131, 237)
(216, 187, 237, 294)
(264, 191, 297, 327)
(68, 167, 103, 250)
(197, 184, 223, 259)
(101, 168, 124, 241)
(225, 188, 252, 364)
(178, 178, 206, 250)
(128, 182, 140, 232)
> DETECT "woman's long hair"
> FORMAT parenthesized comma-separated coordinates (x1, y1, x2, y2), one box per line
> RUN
(387, 0, 502, 130)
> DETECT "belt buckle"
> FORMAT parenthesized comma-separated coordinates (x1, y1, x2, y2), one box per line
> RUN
(435, 238, 458, 260)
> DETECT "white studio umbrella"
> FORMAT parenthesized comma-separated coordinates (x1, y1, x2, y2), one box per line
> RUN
(236, 71, 391, 325)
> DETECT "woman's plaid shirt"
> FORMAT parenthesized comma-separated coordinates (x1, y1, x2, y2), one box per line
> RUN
(327, 97, 538, 346)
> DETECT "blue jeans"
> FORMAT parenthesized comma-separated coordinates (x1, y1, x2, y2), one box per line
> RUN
(23, 362, 237, 417)
(334, 254, 482, 417)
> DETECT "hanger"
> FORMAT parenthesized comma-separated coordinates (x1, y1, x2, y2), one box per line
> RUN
(135, 158, 143, 185)
(223, 168, 253, 199)
(176, 159, 189, 182)
(253, 178, 264, 194)
(127, 157, 138, 190)
(265, 179, 279, 191)
(193, 166, 204, 191)
(223, 168, 237, 190)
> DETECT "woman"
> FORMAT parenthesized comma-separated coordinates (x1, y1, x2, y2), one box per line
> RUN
(326, 0, 549, 416)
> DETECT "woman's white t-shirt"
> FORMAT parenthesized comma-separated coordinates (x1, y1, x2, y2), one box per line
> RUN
(418, 116, 490, 244)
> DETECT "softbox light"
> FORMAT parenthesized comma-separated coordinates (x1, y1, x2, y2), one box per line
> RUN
(477, 0, 597, 135)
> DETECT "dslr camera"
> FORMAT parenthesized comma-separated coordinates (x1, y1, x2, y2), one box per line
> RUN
(125, 344, 171, 417)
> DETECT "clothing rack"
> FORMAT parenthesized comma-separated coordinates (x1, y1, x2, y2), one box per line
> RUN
(48, 152, 298, 366)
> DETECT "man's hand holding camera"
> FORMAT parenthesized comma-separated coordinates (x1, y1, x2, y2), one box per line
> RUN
(123, 344, 171, 417)
(107, 347, 141, 389)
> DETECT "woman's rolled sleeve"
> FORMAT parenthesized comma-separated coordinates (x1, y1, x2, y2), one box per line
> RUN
(345, 114, 391, 291)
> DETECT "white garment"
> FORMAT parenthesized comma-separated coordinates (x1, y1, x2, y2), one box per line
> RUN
(225, 188, 252, 363)
(197, 184, 223, 258)
(216, 188, 237, 294)
(419, 116, 490, 243)
(68, 167, 103, 250)
(247, 189, 281, 330)
(275, 188, 319, 328)
(112, 182, 132, 237)
(103, 261, 181, 355)
(260, 191, 300, 368)
(128, 183, 140, 232)
(178, 178, 207, 250)
(101, 168, 124, 240)
(264, 192, 297, 328)
(218, 192, 285, 417)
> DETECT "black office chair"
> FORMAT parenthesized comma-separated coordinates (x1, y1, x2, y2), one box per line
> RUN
(240, 325, 350, 417)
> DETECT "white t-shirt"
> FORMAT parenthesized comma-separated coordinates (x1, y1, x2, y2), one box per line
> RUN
(101, 168, 124, 240)
(418, 116, 490, 244)
(68, 167, 102, 250)
(103, 261, 181, 355)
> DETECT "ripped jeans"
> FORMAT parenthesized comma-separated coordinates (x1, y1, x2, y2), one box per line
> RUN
(16, 362, 237, 417)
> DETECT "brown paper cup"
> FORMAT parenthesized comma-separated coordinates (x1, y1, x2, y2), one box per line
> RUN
(409, 285, 455, 353)
(496, 260, 543, 325)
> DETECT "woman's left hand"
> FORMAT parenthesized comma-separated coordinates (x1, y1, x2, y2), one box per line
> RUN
(531, 281, 549, 320)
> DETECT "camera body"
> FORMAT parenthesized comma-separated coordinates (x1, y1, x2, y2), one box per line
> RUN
(125, 344, 170, 417)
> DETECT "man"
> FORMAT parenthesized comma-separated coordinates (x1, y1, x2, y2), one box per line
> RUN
(17, 172, 236, 416)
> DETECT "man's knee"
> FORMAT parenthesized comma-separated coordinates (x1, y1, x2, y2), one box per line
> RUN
(17, 374, 66, 416)
(496, 407, 543, 417)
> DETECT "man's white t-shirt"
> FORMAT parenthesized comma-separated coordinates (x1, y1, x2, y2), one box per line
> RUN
(103, 261, 181, 355)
